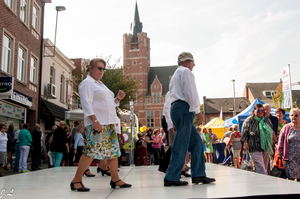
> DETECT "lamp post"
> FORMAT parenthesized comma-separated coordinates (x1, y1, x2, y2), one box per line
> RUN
(232, 79, 236, 116)
(44, 6, 66, 57)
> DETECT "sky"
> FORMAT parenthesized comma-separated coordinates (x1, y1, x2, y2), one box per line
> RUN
(44, 0, 300, 101)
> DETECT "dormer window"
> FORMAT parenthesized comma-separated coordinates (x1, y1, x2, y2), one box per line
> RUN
(263, 90, 276, 97)
(154, 85, 158, 89)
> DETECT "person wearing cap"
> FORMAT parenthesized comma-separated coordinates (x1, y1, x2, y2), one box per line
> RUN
(164, 52, 215, 186)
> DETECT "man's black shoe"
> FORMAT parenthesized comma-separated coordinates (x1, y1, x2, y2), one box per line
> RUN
(192, 177, 216, 184)
(158, 168, 166, 173)
(164, 179, 188, 186)
(13, 169, 19, 172)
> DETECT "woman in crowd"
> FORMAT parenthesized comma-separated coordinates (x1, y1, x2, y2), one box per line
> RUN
(196, 126, 206, 152)
(152, 129, 162, 165)
(241, 104, 276, 175)
(277, 108, 300, 181)
(276, 108, 288, 139)
(50, 121, 69, 167)
(226, 124, 242, 169)
(71, 58, 131, 192)
(18, 123, 32, 173)
(60, 126, 72, 166)
(4, 124, 15, 170)
(73, 124, 85, 164)
(145, 128, 154, 165)
(0, 123, 8, 176)
(202, 127, 213, 163)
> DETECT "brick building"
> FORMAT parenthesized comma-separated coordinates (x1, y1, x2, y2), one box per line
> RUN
(123, 3, 176, 129)
(0, 0, 51, 131)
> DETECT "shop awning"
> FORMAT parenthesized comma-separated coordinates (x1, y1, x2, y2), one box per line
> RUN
(41, 99, 68, 120)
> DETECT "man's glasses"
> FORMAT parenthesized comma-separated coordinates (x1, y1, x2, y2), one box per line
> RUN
(291, 114, 298, 117)
(256, 110, 265, 113)
(97, 67, 106, 71)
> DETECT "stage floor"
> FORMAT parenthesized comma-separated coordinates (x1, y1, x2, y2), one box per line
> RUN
(1, 164, 300, 199)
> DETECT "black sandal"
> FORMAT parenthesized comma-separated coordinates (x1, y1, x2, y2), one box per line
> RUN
(70, 181, 90, 192)
(83, 169, 95, 177)
(110, 179, 132, 188)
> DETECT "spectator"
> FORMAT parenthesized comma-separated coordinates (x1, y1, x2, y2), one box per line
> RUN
(31, 123, 42, 171)
(277, 108, 300, 182)
(152, 129, 162, 165)
(4, 124, 15, 170)
(145, 128, 154, 165)
(13, 123, 23, 171)
(275, 108, 288, 139)
(241, 104, 276, 175)
(196, 126, 206, 152)
(0, 123, 8, 176)
(45, 125, 57, 168)
(74, 124, 85, 164)
(50, 121, 69, 167)
(226, 124, 242, 169)
(18, 123, 32, 173)
(222, 126, 234, 166)
(118, 129, 125, 168)
(202, 127, 213, 163)
(69, 121, 80, 166)
(208, 128, 218, 163)
(61, 126, 72, 166)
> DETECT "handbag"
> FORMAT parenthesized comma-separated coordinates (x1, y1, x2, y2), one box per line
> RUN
(270, 158, 286, 179)
(240, 151, 253, 171)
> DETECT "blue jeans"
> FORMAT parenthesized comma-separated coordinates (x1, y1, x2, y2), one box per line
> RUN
(152, 148, 161, 165)
(14, 143, 20, 170)
(165, 101, 206, 181)
(212, 144, 217, 163)
(52, 151, 64, 167)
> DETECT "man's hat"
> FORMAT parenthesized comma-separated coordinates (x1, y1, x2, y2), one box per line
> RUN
(178, 52, 194, 62)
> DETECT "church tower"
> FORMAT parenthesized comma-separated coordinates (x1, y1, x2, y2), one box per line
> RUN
(123, 2, 150, 120)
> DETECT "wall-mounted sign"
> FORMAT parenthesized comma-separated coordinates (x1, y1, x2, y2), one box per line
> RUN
(0, 77, 14, 96)
(8, 90, 33, 107)
(0, 101, 25, 120)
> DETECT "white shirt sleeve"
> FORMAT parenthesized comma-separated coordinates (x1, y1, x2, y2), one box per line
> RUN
(163, 91, 173, 130)
(181, 69, 201, 114)
(79, 80, 95, 117)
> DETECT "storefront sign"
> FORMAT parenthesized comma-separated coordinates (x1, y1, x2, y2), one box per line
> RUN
(282, 65, 292, 109)
(0, 101, 25, 120)
(0, 77, 14, 96)
(8, 90, 33, 107)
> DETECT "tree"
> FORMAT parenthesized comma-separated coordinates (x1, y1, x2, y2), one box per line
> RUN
(272, 82, 298, 111)
(72, 56, 139, 111)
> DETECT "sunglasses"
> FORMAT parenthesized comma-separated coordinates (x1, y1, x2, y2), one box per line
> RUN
(97, 67, 106, 71)
(256, 110, 265, 113)
(291, 114, 298, 117)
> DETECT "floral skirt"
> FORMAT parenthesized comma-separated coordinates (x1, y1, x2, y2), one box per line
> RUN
(83, 124, 121, 160)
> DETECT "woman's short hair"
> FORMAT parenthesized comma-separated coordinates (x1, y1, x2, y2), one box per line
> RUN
(251, 103, 263, 117)
(86, 58, 107, 72)
(59, 121, 66, 128)
(0, 123, 7, 130)
(23, 123, 29, 129)
(196, 126, 202, 132)
(289, 108, 300, 117)
(232, 124, 238, 131)
(276, 108, 286, 115)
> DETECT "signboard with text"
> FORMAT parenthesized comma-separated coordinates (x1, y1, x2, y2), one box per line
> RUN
(0, 77, 14, 97)
(0, 101, 25, 120)
(282, 65, 292, 109)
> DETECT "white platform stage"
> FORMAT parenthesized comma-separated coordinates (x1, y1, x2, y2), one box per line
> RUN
(1, 164, 300, 199)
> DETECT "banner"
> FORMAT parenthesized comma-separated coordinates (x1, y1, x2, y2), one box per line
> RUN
(0, 101, 25, 120)
(282, 65, 292, 109)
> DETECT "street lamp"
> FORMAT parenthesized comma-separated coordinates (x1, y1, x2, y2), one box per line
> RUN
(44, 6, 66, 57)
(232, 79, 236, 116)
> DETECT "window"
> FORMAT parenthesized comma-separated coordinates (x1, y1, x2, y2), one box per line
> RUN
(154, 85, 158, 89)
(20, 0, 27, 23)
(132, 60, 137, 65)
(60, 75, 65, 103)
(32, 5, 38, 29)
(5, 0, 13, 9)
(147, 111, 154, 127)
(30, 57, 37, 83)
(1, 34, 12, 73)
(147, 99, 150, 103)
(133, 76, 137, 81)
(153, 92, 160, 103)
(50, 67, 55, 84)
(133, 93, 137, 104)
(17, 47, 26, 82)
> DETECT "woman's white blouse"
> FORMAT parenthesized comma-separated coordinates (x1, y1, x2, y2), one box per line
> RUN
(79, 75, 119, 127)
(0, 132, 8, 152)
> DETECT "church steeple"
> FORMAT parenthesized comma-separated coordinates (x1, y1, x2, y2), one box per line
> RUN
(131, 2, 143, 42)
